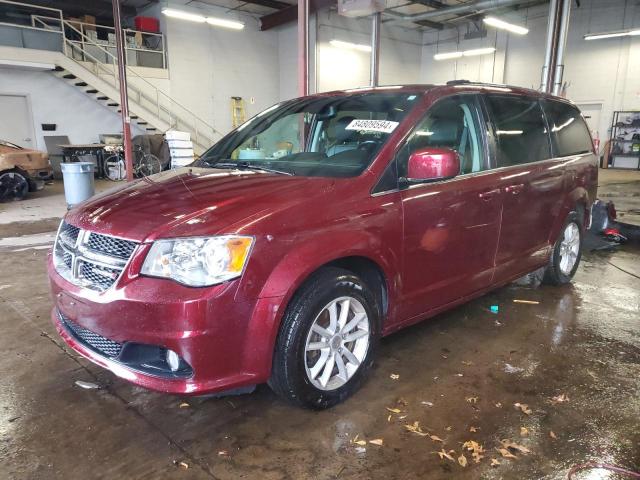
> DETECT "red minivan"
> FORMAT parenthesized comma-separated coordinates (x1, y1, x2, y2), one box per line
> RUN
(48, 83, 597, 408)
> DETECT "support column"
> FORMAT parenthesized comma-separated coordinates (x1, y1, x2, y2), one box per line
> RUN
(112, 0, 133, 182)
(370, 12, 381, 87)
(552, 0, 571, 96)
(298, 0, 309, 96)
(540, 0, 571, 95)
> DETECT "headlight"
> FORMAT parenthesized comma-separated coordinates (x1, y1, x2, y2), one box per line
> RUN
(141, 236, 254, 287)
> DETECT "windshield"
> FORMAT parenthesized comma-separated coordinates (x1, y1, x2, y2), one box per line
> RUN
(199, 92, 422, 177)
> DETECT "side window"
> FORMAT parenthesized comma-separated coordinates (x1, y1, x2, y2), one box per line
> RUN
(398, 95, 486, 178)
(542, 100, 593, 156)
(485, 95, 551, 167)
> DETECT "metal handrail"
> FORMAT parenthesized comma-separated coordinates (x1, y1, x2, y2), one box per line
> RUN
(60, 19, 221, 146)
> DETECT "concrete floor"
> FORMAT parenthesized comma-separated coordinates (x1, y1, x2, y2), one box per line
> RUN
(1, 171, 639, 479)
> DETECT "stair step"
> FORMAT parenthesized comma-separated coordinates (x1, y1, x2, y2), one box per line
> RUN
(54, 66, 64, 72)
(97, 96, 108, 100)
(137, 121, 148, 125)
(146, 127, 157, 131)
(86, 89, 98, 94)
(107, 103, 119, 107)
(75, 82, 88, 87)
(63, 74, 76, 79)
(130, 115, 138, 119)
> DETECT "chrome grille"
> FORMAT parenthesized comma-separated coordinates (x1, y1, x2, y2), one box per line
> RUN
(59, 311, 123, 358)
(53, 221, 138, 292)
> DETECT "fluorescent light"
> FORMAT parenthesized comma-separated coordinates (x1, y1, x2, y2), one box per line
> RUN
(434, 51, 463, 60)
(496, 130, 523, 135)
(483, 16, 529, 35)
(434, 47, 495, 61)
(162, 8, 244, 30)
(462, 47, 496, 56)
(162, 8, 206, 23)
(206, 17, 244, 30)
(330, 39, 372, 52)
(584, 29, 640, 40)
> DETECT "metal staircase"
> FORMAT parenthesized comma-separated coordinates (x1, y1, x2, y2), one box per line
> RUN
(1, 10, 222, 155)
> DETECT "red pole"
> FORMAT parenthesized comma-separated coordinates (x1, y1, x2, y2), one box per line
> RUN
(297, 0, 309, 97)
(112, 0, 134, 181)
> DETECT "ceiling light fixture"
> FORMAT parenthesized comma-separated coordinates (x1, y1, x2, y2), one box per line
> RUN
(434, 47, 495, 61)
(329, 39, 372, 52)
(483, 16, 529, 35)
(162, 8, 244, 30)
(584, 28, 640, 40)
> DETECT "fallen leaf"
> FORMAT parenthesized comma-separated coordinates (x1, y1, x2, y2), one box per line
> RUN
(179, 402, 190, 409)
(217, 450, 230, 457)
(179, 461, 189, 469)
(369, 439, 384, 446)
(405, 421, 429, 437)
(514, 403, 532, 415)
(421, 401, 434, 407)
(387, 415, 392, 422)
(445, 426, 452, 432)
(455, 373, 464, 377)
(513, 299, 540, 305)
(469, 426, 479, 433)
(352, 434, 367, 446)
(491, 458, 501, 467)
(429, 435, 444, 443)
(520, 427, 529, 436)
(434, 449, 456, 461)
(458, 454, 468, 467)
(496, 448, 517, 459)
(500, 440, 531, 455)
(441, 354, 448, 359)
(495, 402, 503, 408)
(466, 397, 479, 404)
(462, 440, 485, 463)
(386, 407, 402, 414)
(462, 360, 473, 366)
(390, 374, 400, 380)
(549, 431, 557, 440)
(551, 393, 570, 404)
(398, 415, 407, 420)
(354, 446, 366, 455)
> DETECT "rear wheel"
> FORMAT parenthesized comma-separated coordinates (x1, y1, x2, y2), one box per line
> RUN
(0, 170, 29, 201)
(269, 267, 380, 409)
(543, 212, 583, 285)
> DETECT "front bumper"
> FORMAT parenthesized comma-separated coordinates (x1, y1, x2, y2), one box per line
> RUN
(48, 254, 283, 395)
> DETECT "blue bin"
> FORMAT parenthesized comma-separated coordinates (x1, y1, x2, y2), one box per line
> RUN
(61, 162, 95, 208)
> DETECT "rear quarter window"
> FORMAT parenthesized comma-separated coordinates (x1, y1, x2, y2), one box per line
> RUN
(542, 100, 593, 157)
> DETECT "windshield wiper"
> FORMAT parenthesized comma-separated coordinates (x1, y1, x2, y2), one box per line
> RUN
(214, 162, 293, 176)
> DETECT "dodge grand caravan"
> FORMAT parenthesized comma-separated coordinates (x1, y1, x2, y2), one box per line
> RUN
(48, 83, 597, 408)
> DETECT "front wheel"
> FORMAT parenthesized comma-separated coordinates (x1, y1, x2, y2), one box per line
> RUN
(543, 213, 583, 285)
(269, 267, 380, 409)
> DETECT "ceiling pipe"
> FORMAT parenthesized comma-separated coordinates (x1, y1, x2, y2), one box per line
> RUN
(370, 12, 381, 87)
(384, 0, 528, 24)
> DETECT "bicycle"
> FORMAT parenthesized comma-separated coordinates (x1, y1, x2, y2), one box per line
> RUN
(103, 144, 162, 181)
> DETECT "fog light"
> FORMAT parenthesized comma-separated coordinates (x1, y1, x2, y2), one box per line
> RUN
(166, 349, 180, 372)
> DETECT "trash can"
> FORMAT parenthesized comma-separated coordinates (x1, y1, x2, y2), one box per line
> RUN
(61, 162, 95, 208)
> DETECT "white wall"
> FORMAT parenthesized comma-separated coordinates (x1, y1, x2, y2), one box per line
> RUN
(0, 66, 143, 151)
(419, 0, 640, 141)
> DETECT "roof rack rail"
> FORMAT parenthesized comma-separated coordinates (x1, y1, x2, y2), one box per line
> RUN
(446, 80, 472, 86)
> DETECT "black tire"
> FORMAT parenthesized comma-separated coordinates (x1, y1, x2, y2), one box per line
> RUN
(543, 212, 583, 285)
(0, 170, 29, 201)
(269, 267, 381, 409)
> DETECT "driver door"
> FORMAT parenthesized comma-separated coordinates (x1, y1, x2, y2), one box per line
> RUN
(398, 95, 503, 321)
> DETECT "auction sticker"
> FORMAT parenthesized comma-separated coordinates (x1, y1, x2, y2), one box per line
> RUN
(345, 119, 399, 133)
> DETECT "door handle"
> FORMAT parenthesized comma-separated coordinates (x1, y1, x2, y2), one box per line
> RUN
(504, 183, 525, 195)
(478, 188, 501, 201)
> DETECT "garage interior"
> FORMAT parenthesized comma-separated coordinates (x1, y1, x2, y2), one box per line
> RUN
(1, 0, 639, 478)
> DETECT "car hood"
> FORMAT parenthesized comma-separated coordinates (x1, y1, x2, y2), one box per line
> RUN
(65, 167, 337, 242)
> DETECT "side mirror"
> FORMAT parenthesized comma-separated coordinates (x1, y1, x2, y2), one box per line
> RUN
(405, 147, 460, 184)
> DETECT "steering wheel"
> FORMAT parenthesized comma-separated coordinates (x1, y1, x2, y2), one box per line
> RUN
(357, 140, 380, 151)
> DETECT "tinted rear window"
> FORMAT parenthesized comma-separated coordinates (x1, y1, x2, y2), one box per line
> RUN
(542, 100, 593, 157)
(485, 95, 551, 167)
